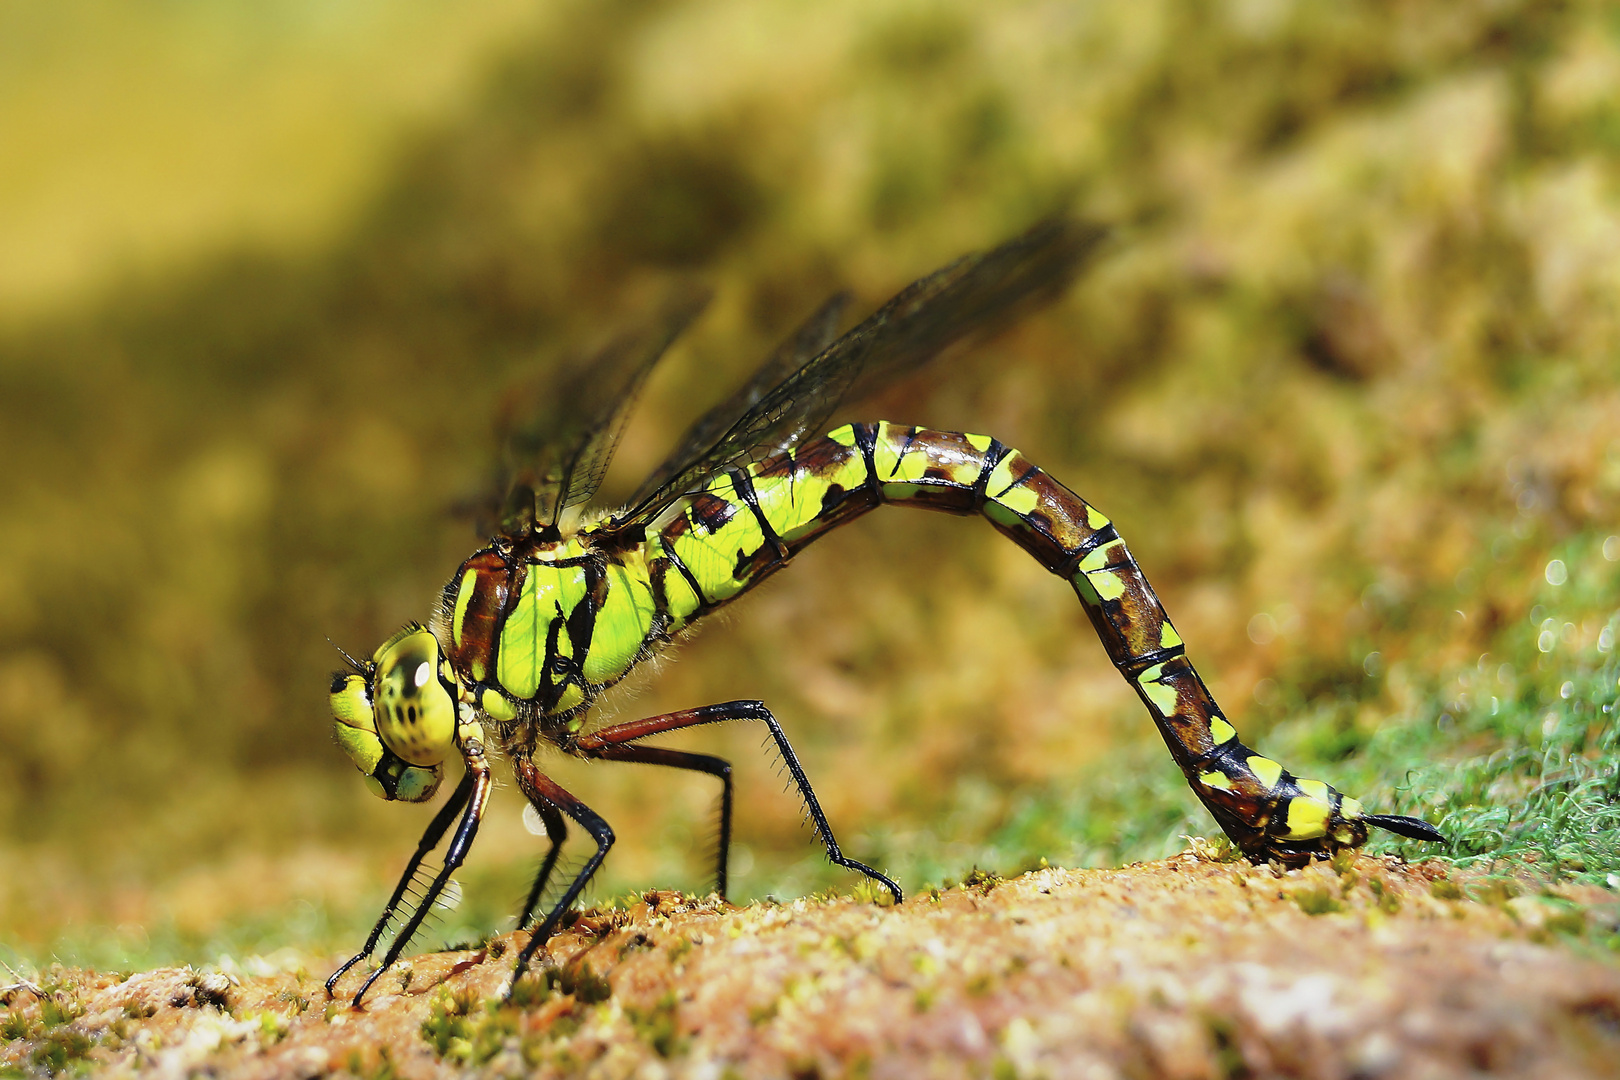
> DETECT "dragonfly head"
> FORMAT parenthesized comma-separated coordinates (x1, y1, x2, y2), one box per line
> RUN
(328, 625, 458, 802)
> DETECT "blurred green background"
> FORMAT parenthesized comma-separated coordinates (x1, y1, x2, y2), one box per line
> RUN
(4, 0, 1620, 972)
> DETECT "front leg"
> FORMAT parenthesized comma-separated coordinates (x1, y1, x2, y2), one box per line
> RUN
(324, 770, 475, 1000)
(576, 699, 901, 904)
(350, 744, 492, 1007)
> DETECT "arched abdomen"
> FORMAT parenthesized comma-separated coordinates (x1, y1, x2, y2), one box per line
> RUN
(645, 421, 1375, 863)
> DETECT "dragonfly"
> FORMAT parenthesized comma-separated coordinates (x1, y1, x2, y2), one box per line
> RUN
(323, 220, 1444, 1004)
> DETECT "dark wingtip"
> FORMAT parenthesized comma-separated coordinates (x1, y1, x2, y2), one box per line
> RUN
(1364, 813, 1447, 844)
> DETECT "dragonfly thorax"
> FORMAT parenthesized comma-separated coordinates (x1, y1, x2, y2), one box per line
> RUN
(435, 533, 659, 726)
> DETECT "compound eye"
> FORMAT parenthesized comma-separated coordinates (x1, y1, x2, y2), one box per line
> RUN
(372, 628, 457, 767)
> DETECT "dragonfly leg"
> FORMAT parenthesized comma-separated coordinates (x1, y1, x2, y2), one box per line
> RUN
(347, 748, 492, 1007)
(576, 700, 901, 904)
(516, 798, 568, 931)
(506, 759, 615, 997)
(324, 770, 475, 1000)
(585, 744, 733, 897)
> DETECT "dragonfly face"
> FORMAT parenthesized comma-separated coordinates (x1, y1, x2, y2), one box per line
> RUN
(328, 625, 457, 803)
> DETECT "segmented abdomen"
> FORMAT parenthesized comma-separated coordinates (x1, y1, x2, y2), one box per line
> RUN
(645, 421, 1371, 862)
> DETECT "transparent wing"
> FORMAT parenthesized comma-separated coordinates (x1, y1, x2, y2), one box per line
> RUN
(610, 218, 1108, 530)
(487, 286, 710, 538)
(625, 292, 851, 511)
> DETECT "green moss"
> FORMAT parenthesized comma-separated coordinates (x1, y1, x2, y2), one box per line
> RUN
(420, 986, 482, 1059)
(1368, 878, 1400, 915)
(747, 997, 780, 1026)
(1430, 879, 1464, 901)
(626, 991, 683, 1058)
(31, 1027, 94, 1075)
(420, 986, 525, 1068)
(850, 878, 897, 907)
(275, 989, 310, 1015)
(349, 1046, 404, 1080)
(505, 973, 552, 1011)
(552, 963, 612, 1006)
(37, 997, 81, 1031)
(1291, 884, 1344, 916)
(960, 868, 1003, 895)
(665, 937, 694, 965)
(1205, 1015, 1249, 1080)
(1, 1011, 31, 1041)
(503, 959, 612, 1014)
(964, 971, 996, 997)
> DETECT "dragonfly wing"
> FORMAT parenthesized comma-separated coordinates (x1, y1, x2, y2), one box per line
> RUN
(625, 291, 851, 511)
(490, 286, 710, 537)
(613, 218, 1108, 528)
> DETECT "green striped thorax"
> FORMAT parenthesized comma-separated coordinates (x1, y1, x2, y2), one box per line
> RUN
(329, 626, 460, 803)
(439, 536, 660, 726)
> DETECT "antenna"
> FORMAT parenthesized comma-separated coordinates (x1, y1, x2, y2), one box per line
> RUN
(328, 637, 368, 674)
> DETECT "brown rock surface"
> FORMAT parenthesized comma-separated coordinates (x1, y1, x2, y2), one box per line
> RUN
(5, 852, 1619, 1078)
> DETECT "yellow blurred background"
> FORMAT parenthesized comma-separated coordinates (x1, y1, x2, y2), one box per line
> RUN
(3, 0, 1618, 969)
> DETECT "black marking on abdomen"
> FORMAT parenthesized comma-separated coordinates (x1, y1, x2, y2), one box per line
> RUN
(972, 440, 1009, 505)
(661, 545, 711, 612)
(728, 467, 790, 561)
(688, 491, 738, 534)
(1053, 524, 1122, 578)
(1119, 644, 1190, 680)
(852, 423, 882, 498)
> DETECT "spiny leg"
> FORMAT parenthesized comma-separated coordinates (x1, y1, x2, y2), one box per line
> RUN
(576, 699, 900, 903)
(587, 744, 733, 897)
(350, 750, 493, 1006)
(507, 759, 615, 995)
(516, 798, 568, 931)
(325, 770, 475, 999)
